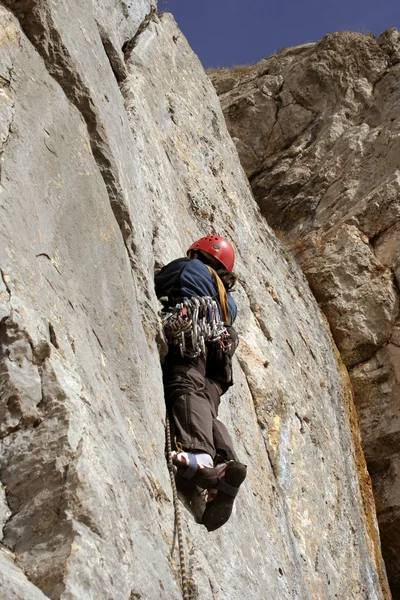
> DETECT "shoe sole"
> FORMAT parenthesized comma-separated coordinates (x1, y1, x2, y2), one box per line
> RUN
(202, 462, 247, 532)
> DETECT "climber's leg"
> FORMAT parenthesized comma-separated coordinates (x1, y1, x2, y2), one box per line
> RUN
(163, 352, 221, 501)
(163, 352, 216, 458)
(212, 420, 239, 463)
(199, 377, 246, 531)
(203, 378, 238, 462)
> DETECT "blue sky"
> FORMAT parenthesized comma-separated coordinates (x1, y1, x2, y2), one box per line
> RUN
(162, 0, 400, 69)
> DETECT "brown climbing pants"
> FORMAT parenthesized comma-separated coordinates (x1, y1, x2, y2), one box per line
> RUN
(162, 350, 238, 462)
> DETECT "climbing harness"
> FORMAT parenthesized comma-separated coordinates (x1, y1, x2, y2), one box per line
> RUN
(165, 416, 190, 600)
(162, 296, 232, 359)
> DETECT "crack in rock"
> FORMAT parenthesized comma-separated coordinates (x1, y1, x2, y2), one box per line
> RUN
(1, 331, 76, 596)
(96, 19, 127, 83)
(2, 0, 135, 257)
(0, 268, 11, 300)
(122, 7, 157, 58)
(0, 92, 16, 184)
(0, 317, 42, 438)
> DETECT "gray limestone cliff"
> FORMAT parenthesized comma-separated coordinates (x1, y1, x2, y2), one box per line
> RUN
(210, 28, 400, 598)
(0, 3, 392, 599)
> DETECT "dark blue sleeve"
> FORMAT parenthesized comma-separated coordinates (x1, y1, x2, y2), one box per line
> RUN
(179, 259, 217, 298)
(227, 294, 237, 324)
(154, 257, 190, 298)
(180, 260, 237, 324)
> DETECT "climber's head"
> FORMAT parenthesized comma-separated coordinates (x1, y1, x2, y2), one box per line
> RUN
(187, 235, 235, 272)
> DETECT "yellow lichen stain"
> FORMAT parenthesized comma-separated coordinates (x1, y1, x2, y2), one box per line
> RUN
(57, 347, 67, 360)
(327, 321, 392, 598)
(0, 18, 20, 48)
(237, 337, 267, 371)
(99, 228, 110, 243)
(125, 416, 136, 439)
(268, 414, 282, 454)
(0, 89, 12, 104)
(52, 250, 62, 272)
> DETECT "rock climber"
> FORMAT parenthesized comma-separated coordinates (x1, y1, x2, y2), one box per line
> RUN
(155, 235, 247, 531)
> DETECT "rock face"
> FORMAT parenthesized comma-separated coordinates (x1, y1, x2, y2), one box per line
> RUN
(210, 29, 400, 597)
(0, 3, 391, 599)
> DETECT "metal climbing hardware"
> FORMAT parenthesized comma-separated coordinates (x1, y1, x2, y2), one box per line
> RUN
(162, 296, 232, 359)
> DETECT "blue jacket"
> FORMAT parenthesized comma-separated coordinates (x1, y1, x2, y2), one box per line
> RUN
(155, 257, 237, 323)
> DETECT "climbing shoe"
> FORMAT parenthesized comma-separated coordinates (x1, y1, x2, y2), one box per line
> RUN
(173, 452, 218, 491)
(201, 461, 247, 532)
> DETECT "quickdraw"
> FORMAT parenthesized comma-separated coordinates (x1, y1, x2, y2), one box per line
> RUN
(162, 296, 231, 359)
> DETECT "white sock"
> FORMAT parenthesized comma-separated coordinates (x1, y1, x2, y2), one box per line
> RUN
(172, 451, 213, 469)
(195, 453, 214, 469)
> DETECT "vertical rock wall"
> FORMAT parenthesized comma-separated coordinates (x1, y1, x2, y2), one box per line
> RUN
(0, 4, 391, 599)
(210, 29, 400, 596)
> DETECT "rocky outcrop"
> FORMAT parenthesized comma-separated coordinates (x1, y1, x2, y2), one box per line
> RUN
(0, 3, 391, 599)
(210, 28, 400, 596)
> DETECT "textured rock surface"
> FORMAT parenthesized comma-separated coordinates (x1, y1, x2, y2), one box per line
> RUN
(0, 548, 49, 599)
(210, 28, 400, 596)
(0, 4, 391, 599)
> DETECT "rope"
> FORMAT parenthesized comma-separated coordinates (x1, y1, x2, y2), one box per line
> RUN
(205, 266, 231, 324)
(165, 416, 190, 600)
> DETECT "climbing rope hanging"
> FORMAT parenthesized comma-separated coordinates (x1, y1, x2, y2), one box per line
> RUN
(165, 416, 190, 600)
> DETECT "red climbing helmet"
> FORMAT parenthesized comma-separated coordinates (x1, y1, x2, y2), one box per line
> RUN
(187, 235, 235, 272)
